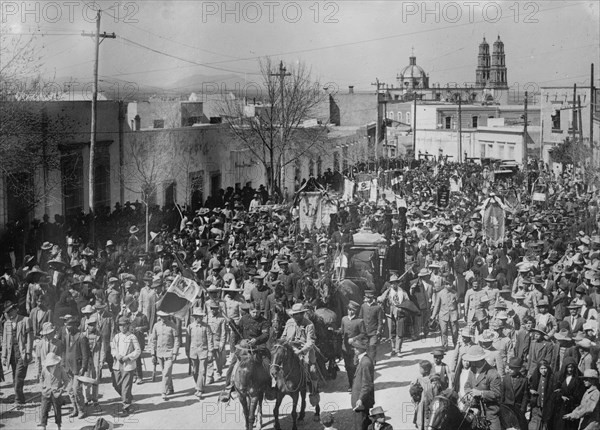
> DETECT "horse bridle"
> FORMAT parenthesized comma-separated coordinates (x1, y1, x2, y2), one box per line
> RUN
(269, 343, 306, 393)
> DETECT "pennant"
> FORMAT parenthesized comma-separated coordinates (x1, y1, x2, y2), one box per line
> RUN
(157, 275, 201, 320)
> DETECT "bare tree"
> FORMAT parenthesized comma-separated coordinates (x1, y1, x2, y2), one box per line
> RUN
(219, 57, 329, 195)
(121, 130, 180, 251)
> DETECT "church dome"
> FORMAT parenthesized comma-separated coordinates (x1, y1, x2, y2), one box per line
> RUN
(398, 55, 429, 89)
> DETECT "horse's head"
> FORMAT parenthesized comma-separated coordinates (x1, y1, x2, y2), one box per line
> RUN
(426, 396, 453, 430)
(269, 340, 294, 378)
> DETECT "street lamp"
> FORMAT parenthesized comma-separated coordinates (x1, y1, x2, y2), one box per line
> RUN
(377, 239, 388, 277)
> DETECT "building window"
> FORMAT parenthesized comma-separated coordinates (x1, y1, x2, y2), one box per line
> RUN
(189, 171, 204, 210)
(551, 110, 561, 131)
(397, 112, 403, 122)
(153, 119, 164, 129)
(507, 145, 515, 160)
(445, 116, 452, 129)
(406, 112, 411, 125)
(164, 181, 176, 207)
(94, 145, 111, 210)
(472, 116, 479, 128)
(61, 150, 84, 215)
(480, 144, 486, 157)
(388, 112, 394, 120)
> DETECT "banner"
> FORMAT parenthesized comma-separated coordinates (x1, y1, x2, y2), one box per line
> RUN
(369, 179, 378, 203)
(437, 185, 450, 208)
(481, 197, 506, 242)
(357, 181, 371, 192)
(342, 178, 355, 201)
(157, 275, 201, 320)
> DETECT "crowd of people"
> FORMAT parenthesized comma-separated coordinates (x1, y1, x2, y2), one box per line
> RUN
(1, 157, 600, 430)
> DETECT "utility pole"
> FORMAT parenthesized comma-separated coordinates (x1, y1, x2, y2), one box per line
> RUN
(523, 91, 528, 166)
(591, 63, 595, 165)
(371, 79, 385, 171)
(572, 84, 578, 180)
(82, 10, 115, 242)
(412, 96, 417, 158)
(270, 61, 290, 192)
(457, 96, 462, 162)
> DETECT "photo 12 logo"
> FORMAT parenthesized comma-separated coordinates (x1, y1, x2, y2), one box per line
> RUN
(0, 1, 140, 24)
(200, 1, 340, 24)
(400, 1, 540, 24)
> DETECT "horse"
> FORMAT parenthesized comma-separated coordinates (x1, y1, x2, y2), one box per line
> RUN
(318, 273, 363, 324)
(270, 340, 320, 430)
(426, 395, 523, 430)
(306, 306, 341, 380)
(232, 346, 271, 430)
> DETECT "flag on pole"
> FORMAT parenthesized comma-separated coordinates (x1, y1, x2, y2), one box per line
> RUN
(357, 180, 371, 192)
(156, 275, 200, 320)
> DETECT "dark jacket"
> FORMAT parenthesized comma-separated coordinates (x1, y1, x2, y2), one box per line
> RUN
(500, 373, 530, 413)
(63, 331, 90, 376)
(351, 353, 375, 410)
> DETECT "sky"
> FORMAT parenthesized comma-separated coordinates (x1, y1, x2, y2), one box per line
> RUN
(2, 0, 599, 96)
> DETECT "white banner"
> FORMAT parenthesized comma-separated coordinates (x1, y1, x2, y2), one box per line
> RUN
(369, 179, 378, 202)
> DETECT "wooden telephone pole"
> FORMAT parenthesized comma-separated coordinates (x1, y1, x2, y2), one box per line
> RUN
(371, 79, 385, 170)
(269, 61, 290, 192)
(82, 10, 115, 242)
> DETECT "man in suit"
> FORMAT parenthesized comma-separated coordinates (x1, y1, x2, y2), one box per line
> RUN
(564, 301, 586, 334)
(358, 290, 384, 362)
(431, 281, 459, 351)
(1, 301, 32, 407)
(500, 357, 529, 429)
(377, 273, 409, 356)
(350, 335, 375, 430)
(153, 245, 171, 272)
(63, 316, 90, 419)
(463, 345, 502, 430)
(340, 301, 367, 389)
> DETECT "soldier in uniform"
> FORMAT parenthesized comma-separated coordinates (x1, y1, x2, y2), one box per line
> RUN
(340, 301, 367, 390)
(186, 308, 213, 398)
(206, 300, 227, 383)
(150, 311, 180, 400)
(464, 279, 486, 336)
(221, 302, 271, 401)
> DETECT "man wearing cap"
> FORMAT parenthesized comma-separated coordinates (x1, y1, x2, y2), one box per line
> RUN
(479, 328, 506, 378)
(431, 349, 452, 390)
(527, 325, 554, 379)
(358, 290, 384, 362)
(563, 369, 600, 428)
(2, 301, 32, 407)
(340, 301, 367, 390)
(206, 300, 227, 382)
(450, 327, 475, 376)
(150, 311, 180, 400)
(111, 316, 141, 415)
(350, 335, 375, 430)
(250, 272, 270, 317)
(63, 315, 90, 418)
(410, 268, 433, 339)
(378, 273, 408, 354)
(464, 279, 487, 332)
(431, 280, 459, 351)
(280, 303, 320, 404)
(535, 298, 557, 339)
(186, 308, 214, 398)
(463, 345, 502, 430)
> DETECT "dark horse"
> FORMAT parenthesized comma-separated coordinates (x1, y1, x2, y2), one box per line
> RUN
(270, 340, 321, 430)
(426, 395, 523, 430)
(233, 347, 271, 430)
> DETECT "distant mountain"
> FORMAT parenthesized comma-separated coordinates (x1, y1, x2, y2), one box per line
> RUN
(166, 73, 265, 98)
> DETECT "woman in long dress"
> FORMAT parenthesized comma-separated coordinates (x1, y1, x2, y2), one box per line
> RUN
(550, 357, 585, 430)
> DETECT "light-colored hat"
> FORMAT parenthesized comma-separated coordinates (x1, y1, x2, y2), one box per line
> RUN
(192, 308, 205, 317)
(287, 303, 307, 316)
(81, 304, 95, 315)
(43, 352, 61, 367)
(157, 310, 170, 317)
(463, 345, 487, 362)
(584, 321, 597, 331)
(554, 329, 573, 341)
(40, 322, 56, 336)
(584, 369, 599, 379)
(577, 338, 594, 349)
(461, 327, 472, 338)
(418, 268, 431, 277)
(129, 226, 139, 234)
(479, 329, 499, 343)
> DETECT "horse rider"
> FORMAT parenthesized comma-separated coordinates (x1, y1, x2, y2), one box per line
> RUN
(221, 302, 271, 402)
(279, 303, 320, 406)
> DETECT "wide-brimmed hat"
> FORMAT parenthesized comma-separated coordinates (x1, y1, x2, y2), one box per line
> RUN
(129, 226, 139, 234)
(584, 321, 597, 331)
(418, 268, 431, 277)
(536, 298, 549, 307)
(530, 325, 548, 336)
(43, 352, 62, 367)
(157, 310, 170, 317)
(479, 329, 499, 343)
(25, 266, 48, 282)
(93, 300, 107, 310)
(583, 369, 599, 380)
(81, 304, 95, 315)
(40, 322, 56, 336)
(41, 241, 53, 251)
(192, 308, 205, 317)
(431, 349, 445, 357)
(79, 417, 114, 430)
(554, 329, 574, 341)
(567, 301, 582, 309)
(287, 303, 307, 316)
(389, 273, 401, 283)
(369, 406, 390, 419)
(512, 291, 526, 300)
(452, 225, 463, 235)
(463, 345, 487, 361)
(461, 327, 472, 338)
